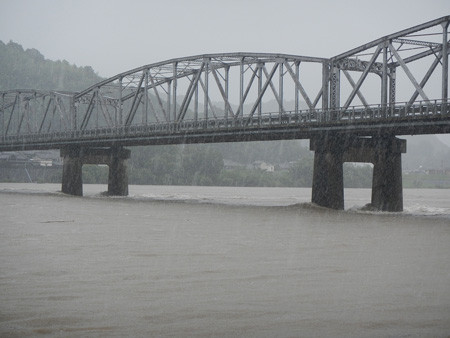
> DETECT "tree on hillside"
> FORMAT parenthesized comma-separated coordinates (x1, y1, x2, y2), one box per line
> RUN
(0, 40, 103, 92)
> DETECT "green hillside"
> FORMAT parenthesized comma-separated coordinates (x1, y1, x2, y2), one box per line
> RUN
(0, 40, 102, 92)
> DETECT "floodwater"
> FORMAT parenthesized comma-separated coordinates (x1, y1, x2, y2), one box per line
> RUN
(0, 183, 449, 337)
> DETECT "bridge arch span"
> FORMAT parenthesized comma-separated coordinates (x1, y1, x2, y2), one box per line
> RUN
(73, 53, 329, 131)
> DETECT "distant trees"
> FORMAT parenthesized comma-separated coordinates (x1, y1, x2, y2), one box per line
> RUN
(178, 147, 223, 185)
(213, 140, 310, 165)
(0, 40, 102, 91)
(126, 143, 373, 188)
(288, 157, 314, 187)
(128, 145, 224, 186)
(343, 163, 373, 188)
(82, 165, 109, 184)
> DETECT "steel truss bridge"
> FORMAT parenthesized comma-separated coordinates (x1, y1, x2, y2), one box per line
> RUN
(1, 16, 449, 150)
(0, 16, 449, 211)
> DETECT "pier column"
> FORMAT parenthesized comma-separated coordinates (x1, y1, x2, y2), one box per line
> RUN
(311, 135, 344, 210)
(371, 137, 405, 211)
(107, 148, 130, 196)
(61, 146, 83, 196)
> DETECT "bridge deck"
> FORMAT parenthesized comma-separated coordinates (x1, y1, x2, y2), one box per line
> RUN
(1, 100, 449, 151)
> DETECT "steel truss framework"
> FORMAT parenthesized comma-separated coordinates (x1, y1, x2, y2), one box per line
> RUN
(0, 16, 449, 151)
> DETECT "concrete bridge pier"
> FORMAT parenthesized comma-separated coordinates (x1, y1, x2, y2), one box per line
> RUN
(61, 147, 83, 196)
(310, 135, 406, 212)
(108, 152, 129, 196)
(311, 138, 345, 210)
(61, 146, 131, 196)
(370, 138, 405, 211)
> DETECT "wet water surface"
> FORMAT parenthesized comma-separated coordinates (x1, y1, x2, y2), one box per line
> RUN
(1, 184, 449, 337)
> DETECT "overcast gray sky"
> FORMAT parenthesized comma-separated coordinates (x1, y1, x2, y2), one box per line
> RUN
(1, 0, 448, 77)
(1, 0, 450, 144)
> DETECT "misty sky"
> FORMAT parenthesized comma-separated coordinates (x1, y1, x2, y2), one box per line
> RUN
(1, 0, 448, 77)
(1, 0, 450, 144)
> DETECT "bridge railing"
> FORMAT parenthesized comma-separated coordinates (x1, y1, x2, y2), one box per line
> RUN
(333, 99, 449, 121)
(1, 99, 448, 148)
